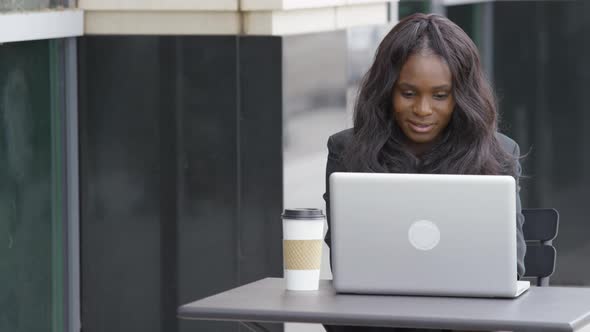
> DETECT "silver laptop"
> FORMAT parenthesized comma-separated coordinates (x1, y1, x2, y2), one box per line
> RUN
(329, 172, 530, 298)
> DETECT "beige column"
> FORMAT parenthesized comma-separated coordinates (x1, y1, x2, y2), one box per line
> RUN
(78, 0, 397, 36)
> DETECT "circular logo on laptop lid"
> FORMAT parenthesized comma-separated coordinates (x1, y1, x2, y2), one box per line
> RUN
(408, 220, 440, 250)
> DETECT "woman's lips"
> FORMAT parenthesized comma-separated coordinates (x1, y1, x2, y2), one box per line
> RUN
(408, 121, 435, 133)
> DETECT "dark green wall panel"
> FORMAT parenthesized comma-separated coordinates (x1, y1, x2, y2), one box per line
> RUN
(493, 1, 590, 286)
(78, 37, 163, 332)
(79, 36, 283, 332)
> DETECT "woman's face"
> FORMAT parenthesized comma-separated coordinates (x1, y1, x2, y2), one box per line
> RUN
(393, 53, 455, 154)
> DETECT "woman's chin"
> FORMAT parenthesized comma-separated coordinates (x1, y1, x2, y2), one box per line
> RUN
(404, 131, 437, 145)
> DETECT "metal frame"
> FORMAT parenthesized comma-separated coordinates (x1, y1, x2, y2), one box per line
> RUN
(64, 35, 81, 332)
(62, 0, 81, 329)
(61, 0, 81, 330)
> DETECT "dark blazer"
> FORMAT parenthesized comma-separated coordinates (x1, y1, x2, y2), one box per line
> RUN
(322, 128, 526, 279)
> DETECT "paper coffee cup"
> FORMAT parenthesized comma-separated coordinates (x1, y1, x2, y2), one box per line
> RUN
(282, 208, 325, 291)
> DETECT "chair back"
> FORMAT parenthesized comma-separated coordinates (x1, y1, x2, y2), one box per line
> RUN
(522, 208, 559, 286)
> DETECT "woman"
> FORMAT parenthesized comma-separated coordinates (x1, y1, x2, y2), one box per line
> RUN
(322, 13, 525, 332)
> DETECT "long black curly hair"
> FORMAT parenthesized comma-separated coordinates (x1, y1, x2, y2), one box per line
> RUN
(343, 13, 516, 177)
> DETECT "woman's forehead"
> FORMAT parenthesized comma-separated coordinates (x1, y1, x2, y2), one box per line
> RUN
(398, 53, 452, 87)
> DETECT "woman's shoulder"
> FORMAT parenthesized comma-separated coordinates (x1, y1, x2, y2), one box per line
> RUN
(327, 128, 354, 154)
(494, 132, 519, 155)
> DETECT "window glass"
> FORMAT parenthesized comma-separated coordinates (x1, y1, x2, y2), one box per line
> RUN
(0, 0, 64, 12)
(0, 39, 65, 332)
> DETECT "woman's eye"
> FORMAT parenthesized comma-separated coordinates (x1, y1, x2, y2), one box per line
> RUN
(434, 93, 448, 100)
(401, 91, 415, 98)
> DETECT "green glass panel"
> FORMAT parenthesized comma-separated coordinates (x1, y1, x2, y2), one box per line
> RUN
(0, 0, 63, 12)
(0, 39, 64, 332)
(399, 0, 432, 19)
(447, 3, 485, 49)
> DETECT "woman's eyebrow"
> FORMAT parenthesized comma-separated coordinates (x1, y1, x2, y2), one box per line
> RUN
(432, 84, 451, 90)
(397, 82, 415, 89)
(397, 82, 451, 90)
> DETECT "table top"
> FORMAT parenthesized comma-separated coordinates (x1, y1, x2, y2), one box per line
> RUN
(178, 278, 590, 332)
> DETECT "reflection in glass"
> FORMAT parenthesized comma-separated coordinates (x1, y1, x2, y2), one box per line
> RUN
(0, 40, 64, 332)
(0, 0, 64, 12)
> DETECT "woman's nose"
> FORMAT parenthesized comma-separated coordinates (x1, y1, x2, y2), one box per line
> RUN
(413, 98, 433, 116)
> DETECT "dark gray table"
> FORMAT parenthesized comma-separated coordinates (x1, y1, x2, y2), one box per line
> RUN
(177, 278, 590, 332)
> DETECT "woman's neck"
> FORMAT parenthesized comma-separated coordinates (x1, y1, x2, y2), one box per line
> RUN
(405, 140, 436, 157)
